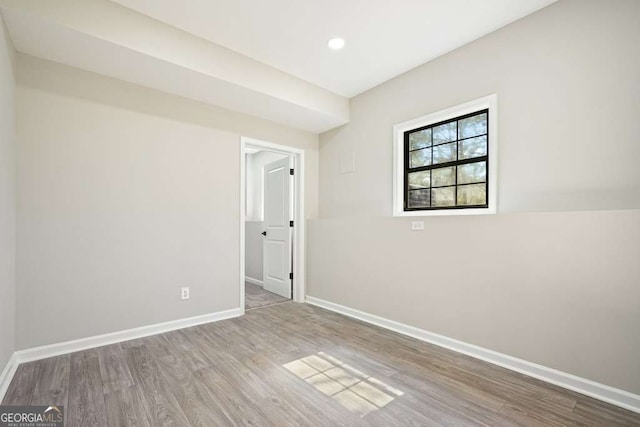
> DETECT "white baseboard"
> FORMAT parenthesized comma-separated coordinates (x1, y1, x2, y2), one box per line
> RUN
(245, 276, 263, 287)
(15, 307, 242, 364)
(0, 353, 19, 403)
(305, 296, 640, 415)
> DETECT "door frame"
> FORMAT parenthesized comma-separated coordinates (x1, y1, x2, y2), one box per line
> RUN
(239, 136, 306, 313)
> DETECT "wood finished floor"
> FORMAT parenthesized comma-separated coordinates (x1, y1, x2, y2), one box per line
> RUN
(3, 302, 640, 426)
(245, 282, 289, 310)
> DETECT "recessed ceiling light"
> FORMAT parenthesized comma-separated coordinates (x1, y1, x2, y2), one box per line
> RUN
(327, 37, 345, 50)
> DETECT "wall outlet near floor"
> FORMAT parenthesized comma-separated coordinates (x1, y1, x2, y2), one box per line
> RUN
(181, 287, 190, 300)
(411, 221, 425, 231)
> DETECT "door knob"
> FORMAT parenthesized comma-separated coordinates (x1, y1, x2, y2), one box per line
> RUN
(261, 231, 267, 236)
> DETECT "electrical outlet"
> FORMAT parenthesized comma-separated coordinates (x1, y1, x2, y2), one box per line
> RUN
(181, 287, 190, 300)
(411, 221, 425, 231)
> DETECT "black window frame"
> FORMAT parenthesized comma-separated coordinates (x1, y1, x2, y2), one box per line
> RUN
(403, 109, 489, 211)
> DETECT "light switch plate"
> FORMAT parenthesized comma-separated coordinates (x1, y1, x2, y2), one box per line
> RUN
(411, 221, 424, 231)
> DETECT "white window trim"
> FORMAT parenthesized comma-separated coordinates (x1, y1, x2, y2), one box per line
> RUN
(393, 94, 498, 217)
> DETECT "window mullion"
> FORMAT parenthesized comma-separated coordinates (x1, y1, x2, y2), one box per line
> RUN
(454, 120, 459, 206)
(407, 155, 488, 173)
(430, 139, 434, 207)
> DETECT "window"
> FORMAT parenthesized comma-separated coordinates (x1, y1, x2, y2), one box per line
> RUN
(393, 95, 497, 216)
(405, 110, 488, 210)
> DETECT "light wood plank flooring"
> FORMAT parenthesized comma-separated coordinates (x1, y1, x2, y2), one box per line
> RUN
(245, 281, 289, 310)
(3, 302, 639, 426)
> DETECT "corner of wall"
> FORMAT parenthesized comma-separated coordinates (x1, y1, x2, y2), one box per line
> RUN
(0, 6, 17, 384)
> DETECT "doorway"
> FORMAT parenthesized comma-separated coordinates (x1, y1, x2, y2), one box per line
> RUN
(240, 137, 305, 313)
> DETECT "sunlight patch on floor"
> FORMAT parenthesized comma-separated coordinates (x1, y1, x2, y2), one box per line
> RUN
(283, 352, 403, 416)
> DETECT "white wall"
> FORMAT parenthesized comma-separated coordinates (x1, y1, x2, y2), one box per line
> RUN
(311, 0, 640, 395)
(320, 0, 640, 219)
(15, 54, 318, 349)
(244, 221, 263, 282)
(245, 153, 254, 221)
(0, 13, 16, 374)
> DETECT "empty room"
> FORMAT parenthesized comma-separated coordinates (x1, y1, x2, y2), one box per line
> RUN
(0, 0, 639, 426)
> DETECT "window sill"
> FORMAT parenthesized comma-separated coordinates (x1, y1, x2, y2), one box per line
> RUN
(393, 207, 496, 217)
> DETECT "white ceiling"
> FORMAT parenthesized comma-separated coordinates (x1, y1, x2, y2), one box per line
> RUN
(0, 0, 556, 132)
(111, 0, 557, 97)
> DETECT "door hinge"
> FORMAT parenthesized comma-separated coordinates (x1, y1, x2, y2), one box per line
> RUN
(289, 272, 293, 280)
(290, 168, 294, 175)
(289, 220, 294, 227)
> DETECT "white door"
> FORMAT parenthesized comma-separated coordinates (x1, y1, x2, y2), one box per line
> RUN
(262, 157, 292, 299)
